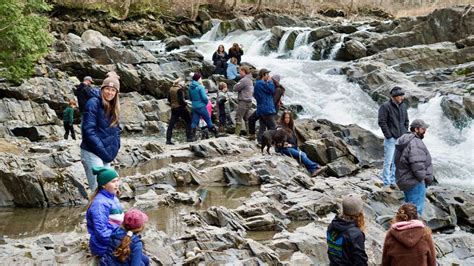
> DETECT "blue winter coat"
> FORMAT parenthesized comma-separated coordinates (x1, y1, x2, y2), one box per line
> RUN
(86, 189, 123, 257)
(254, 79, 276, 116)
(100, 227, 150, 266)
(80, 91, 121, 163)
(226, 62, 239, 80)
(189, 80, 208, 109)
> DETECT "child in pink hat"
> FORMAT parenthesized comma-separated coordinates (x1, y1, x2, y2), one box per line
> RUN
(100, 209, 150, 265)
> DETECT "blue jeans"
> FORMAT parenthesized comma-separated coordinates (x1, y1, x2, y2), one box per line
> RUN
(191, 106, 213, 129)
(403, 181, 426, 216)
(278, 147, 319, 173)
(382, 137, 396, 186)
(81, 149, 110, 192)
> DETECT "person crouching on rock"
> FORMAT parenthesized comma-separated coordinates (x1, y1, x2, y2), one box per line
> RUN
(189, 73, 218, 139)
(382, 203, 436, 266)
(63, 99, 77, 140)
(101, 209, 150, 266)
(86, 167, 124, 259)
(81, 73, 121, 192)
(327, 194, 368, 266)
(277, 111, 323, 177)
(166, 78, 193, 145)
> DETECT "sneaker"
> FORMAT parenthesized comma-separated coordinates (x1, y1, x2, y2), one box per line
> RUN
(311, 167, 323, 177)
(390, 184, 398, 190)
(166, 141, 175, 145)
(383, 186, 393, 193)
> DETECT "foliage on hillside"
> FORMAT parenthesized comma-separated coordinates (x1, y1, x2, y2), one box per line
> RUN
(0, 0, 53, 83)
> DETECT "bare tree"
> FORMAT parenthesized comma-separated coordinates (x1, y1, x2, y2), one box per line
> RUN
(256, 0, 262, 13)
(231, 0, 238, 10)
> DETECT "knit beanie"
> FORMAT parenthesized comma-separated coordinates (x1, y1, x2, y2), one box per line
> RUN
(123, 209, 149, 230)
(92, 166, 119, 187)
(101, 74, 120, 91)
(342, 194, 363, 216)
(192, 73, 202, 81)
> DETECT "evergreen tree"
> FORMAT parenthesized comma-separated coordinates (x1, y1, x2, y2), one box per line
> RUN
(0, 0, 53, 83)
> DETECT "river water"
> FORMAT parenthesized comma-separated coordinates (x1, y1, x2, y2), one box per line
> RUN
(186, 24, 474, 190)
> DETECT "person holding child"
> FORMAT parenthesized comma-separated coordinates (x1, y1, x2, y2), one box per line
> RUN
(86, 166, 124, 259)
(100, 209, 150, 266)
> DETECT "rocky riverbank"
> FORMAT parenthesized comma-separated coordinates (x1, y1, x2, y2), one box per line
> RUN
(0, 4, 473, 265)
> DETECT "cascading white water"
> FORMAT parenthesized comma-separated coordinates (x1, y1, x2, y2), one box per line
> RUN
(329, 34, 346, 60)
(292, 30, 314, 60)
(277, 30, 294, 53)
(189, 27, 474, 190)
(200, 19, 222, 41)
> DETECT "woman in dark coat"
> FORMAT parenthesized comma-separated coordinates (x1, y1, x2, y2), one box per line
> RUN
(228, 43, 244, 65)
(212, 44, 229, 76)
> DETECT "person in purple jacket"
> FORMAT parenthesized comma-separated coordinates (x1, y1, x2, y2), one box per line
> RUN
(86, 167, 124, 258)
(81, 72, 121, 192)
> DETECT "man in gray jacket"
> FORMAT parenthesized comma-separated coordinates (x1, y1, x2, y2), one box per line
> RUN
(234, 66, 254, 135)
(378, 87, 409, 192)
(394, 119, 432, 216)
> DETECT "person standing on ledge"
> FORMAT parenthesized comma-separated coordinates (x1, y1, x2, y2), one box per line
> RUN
(378, 86, 409, 193)
(63, 99, 77, 140)
(394, 119, 432, 216)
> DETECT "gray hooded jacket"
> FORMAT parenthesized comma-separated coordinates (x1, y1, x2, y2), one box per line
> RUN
(394, 133, 433, 191)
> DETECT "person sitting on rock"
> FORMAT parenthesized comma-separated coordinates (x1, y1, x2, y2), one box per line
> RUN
(226, 57, 240, 82)
(188, 73, 218, 139)
(86, 167, 124, 259)
(327, 194, 368, 266)
(166, 78, 193, 145)
(63, 99, 77, 140)
(212, 44, 229, 76)
(101, 209, 150, 266)
(277, 110, 323, 177)
(216, 82, 232, 133)
(382, 203, 436, 266)
(228, 43, 244, 65)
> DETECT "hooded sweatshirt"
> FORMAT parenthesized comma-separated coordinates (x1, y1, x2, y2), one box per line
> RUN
(327, 216, 368, 266)
(394, 133, 433, 191)
(382, 220, 436, 266)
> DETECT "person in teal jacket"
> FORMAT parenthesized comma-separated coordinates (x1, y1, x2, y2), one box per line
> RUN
(86, 167, 124, 258)
(188, 73, 218, 139)
(63, 99, 76, 140)
(100, 209, 150, 266)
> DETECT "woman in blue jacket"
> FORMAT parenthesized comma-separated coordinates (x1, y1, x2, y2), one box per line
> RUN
(101, 209, 150, 266)
(81, 72, 121, 192)
(189, 73, 218, 139)
(86, 167, 124, 258)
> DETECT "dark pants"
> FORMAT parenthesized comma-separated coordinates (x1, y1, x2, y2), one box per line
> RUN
(166, 106, 192, 141)
(257, 114, 276, 144)
(63, 121, 76, 140)
(248, 111, 258, 135)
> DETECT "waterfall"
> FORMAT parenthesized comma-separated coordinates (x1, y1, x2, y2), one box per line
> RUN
(277, 30, 294, 54)
(329, 34, 346, 60)
(201, 19, 222, 41)
(292, 30, 314, 60)
(138, 40, 165, 53)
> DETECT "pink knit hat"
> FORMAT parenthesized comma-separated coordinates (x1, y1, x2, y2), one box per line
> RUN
(123, 209, 149, 229)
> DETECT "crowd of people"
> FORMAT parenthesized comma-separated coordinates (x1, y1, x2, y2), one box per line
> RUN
(63, 42, 436, 264)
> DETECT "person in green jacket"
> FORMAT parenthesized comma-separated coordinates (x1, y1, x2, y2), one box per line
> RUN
(63, 99, 76, 140)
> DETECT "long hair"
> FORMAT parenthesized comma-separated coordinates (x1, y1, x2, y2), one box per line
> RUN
(101, 88, 120, 127)
(114, 225, 145, 262)
(341, 212, 366, 233)
(86, 188, 100, 210)
(217, 44, 225, 53)
(279, 111, 295, 134)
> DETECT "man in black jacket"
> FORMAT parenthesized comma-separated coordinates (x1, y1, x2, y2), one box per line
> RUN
(74, 76, 94, 115)
(378, 87, 409, 192)
(166, 79, 193, 144)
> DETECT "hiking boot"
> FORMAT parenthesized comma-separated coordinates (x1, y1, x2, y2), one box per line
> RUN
(383, 186, 393, 193)
(166, 140, 175, 145)
(390, 184, 398, 190)
(234, 122, 242, 136)
(210, 126, 219, 138)
(311, 167, 323, 177)
(186, 137, 194, 143)
(247, 134, 256, 141)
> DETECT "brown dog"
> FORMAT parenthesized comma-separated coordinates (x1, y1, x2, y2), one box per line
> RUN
(261, 129, 288, 154)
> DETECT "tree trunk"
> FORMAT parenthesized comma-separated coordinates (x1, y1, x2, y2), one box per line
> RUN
(231, 0, 237, 10)
(256, 0, 262, 13)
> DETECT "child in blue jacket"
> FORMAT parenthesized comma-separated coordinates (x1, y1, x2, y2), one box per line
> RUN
(86, 166, 124, 258)
(100, 209, 150, 266)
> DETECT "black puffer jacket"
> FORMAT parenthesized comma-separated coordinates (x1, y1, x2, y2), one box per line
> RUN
(327, 216, 368, 266)
(378, 99, 409, 139)
(394, 133, 433, 191)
